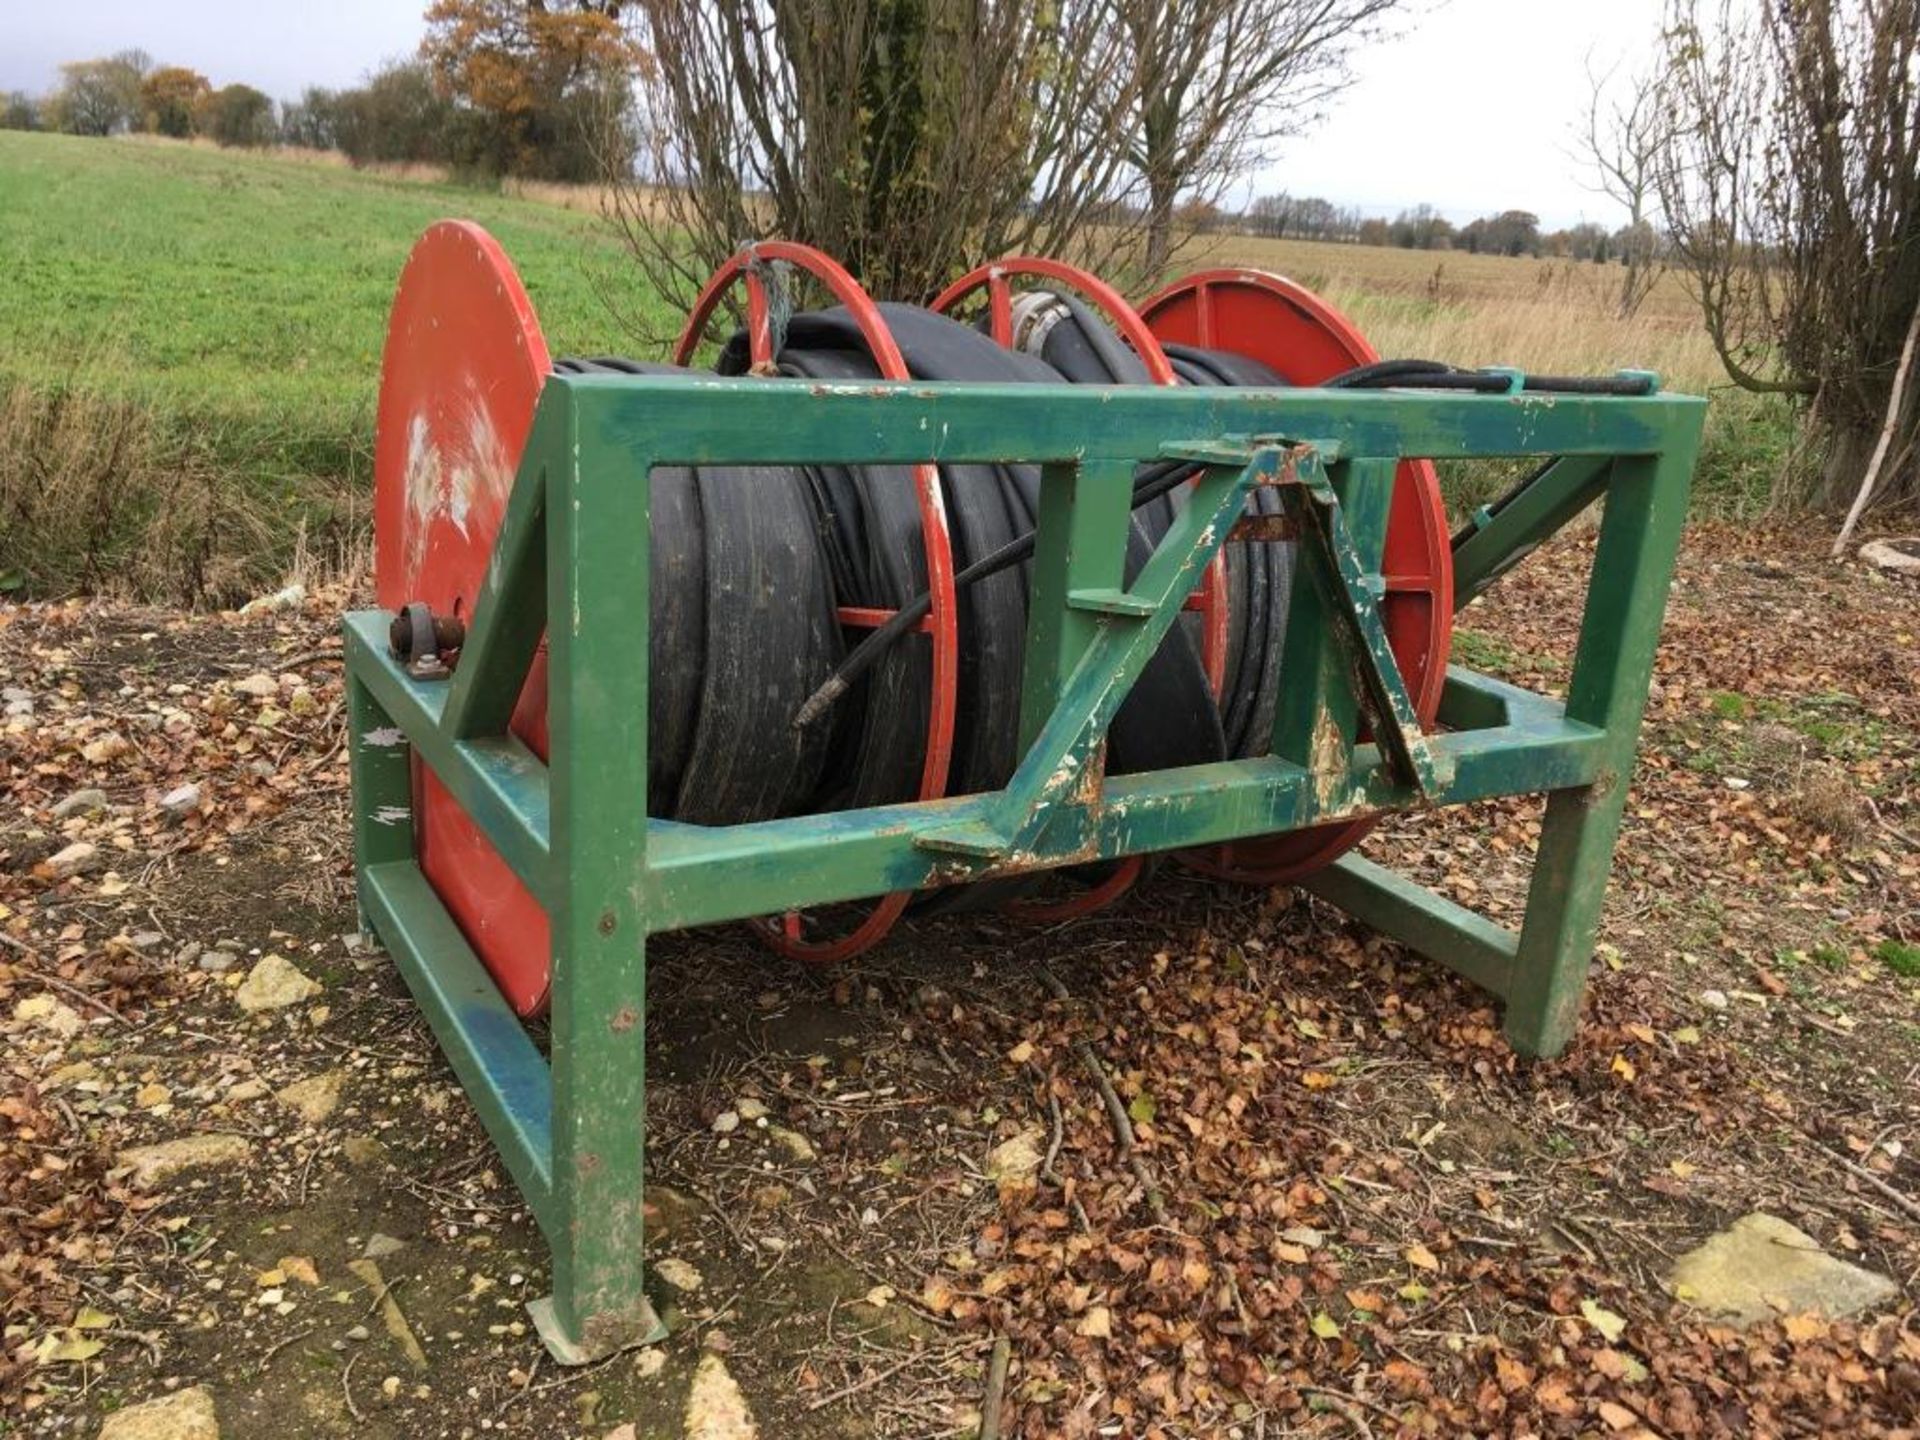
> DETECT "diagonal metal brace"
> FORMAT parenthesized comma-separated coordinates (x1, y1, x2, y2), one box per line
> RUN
(1275, 458, 1449, 794)
(916, 447, 1278, 860)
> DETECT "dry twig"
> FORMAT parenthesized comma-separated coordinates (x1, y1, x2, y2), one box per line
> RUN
(980, 1335, 1012, 1440)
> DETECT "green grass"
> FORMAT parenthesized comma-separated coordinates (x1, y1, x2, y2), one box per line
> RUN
(1877, 939, 1920, 979)
(0, 133, 648, 437)
(0, 133, 666, 599)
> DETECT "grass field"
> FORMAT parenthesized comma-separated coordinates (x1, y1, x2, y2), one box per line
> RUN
(0, 132, 662, 455)
(0, 131, 1787, 602)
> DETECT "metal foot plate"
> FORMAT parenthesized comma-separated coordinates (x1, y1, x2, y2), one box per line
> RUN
(527, 1294, 666, 1366)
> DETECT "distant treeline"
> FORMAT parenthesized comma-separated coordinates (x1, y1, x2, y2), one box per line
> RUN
(1, 28, 629, 184)
(1184, 196, 1665, 266)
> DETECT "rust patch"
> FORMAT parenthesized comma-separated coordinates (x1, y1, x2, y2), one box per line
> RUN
(1308, 707, 1350, 812)
(924, 860, 979, 887)
(1228, 513, 1300, 543)
(610, 1006, 639, 1034)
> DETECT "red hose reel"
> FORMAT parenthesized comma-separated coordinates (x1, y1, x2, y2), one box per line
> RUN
(373, 229, 1453, 1016)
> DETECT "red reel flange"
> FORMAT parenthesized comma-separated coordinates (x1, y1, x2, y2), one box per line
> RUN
(1140, 268, 1454, 884)
(374, 221, 556, 1015)
(677, 243, 963, 963)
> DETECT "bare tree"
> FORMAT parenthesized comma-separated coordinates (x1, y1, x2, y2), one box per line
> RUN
(616, 0, 1146, 325)
(1655, 0, 1920, 517)
(1111, 0, 1406, 275)
(48, 51, 151, 137)
(1575, 54, 1668, 317)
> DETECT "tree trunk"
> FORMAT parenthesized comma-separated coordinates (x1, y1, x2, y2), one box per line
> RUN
(1814, 422, 1881, 511)
(1144, 170, 1177, 278)
(1833, 291, 1920, 552)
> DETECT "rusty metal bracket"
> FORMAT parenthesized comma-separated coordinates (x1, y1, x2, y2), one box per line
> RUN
(1274, 458, 1448, 795)
(390, 602, 463, 681)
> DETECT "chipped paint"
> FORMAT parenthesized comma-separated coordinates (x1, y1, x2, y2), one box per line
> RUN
(402, 412, 440, 581)
(401, 379, 516, 589)
(373, 804, 412, 826)
(1308, 706, 1349, 812)
(362, 726, 406, 748)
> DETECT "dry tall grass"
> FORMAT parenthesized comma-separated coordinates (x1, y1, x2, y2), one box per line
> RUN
(118, 133, 457, 188)
(0, 378, 354, 603)
(1179, 234, 1722, 392)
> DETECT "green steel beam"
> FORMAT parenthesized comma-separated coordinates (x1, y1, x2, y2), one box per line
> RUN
(344, 614, 552, 901)
(347, 672, 415, 889)
(440, 406, 554, 740)
(1301, 854, 1517, 997)
(1437, 664, 1568, 733)
(360, 859, 555, 1221)
(1501, 445, 1697, 1057)
(535, 392, 663, 1362)
(1452, 454, 1611, 609)
(581, 375, 1700, 465)
(348, 675, 555, 1227)
(925, 451, 1267, 858)
(1278, 457, 1443, 792)
(634, 718, 1609, 929)
(1016, 459, 1133, 755)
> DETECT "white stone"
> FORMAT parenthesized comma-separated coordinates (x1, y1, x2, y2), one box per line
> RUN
(684, 1353, 758, 1439)
(14, 995, 83, 1038)
(232, 673, 280, 698)
(275, 1070, 347, 1124)
(160, 783, 202, 819)
(42, 840, 99, 879)
(1670, 1212, 1898, 1326)
(1859, 537, 1920, 575)
(235, 954, 321, 1012)
(119, 1134, 253, 1189)
(98, 1386, 219, 1440)
(710, 1110, 740, 1134)
(768, 1126, 816, 1164)
(51, 787, 109, 819)
(237, 582, 306, 615)
(654, 1257, 703, 1292)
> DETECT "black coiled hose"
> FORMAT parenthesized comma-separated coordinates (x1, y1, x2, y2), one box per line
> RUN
(556, 303, 1642, 838)
(555, 301, 1244, 832)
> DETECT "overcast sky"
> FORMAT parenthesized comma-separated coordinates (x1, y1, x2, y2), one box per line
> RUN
(1, 0, 1667, 230)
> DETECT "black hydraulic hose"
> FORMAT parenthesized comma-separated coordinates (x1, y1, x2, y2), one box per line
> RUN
(792, 455, 1206, 729)
(1523, 372, 1656, 395)
(555, 354, 844, 823)
(1324, 359, 1457, 388)
(1050, 292, 1154, 383)
(1323, 360, 1657, 396)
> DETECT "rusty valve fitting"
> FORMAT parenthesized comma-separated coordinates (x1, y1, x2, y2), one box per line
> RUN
(389, 602, 466, 680)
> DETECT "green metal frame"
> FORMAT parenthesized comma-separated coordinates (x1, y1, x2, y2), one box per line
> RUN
(345, 375, 1703, 1362)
